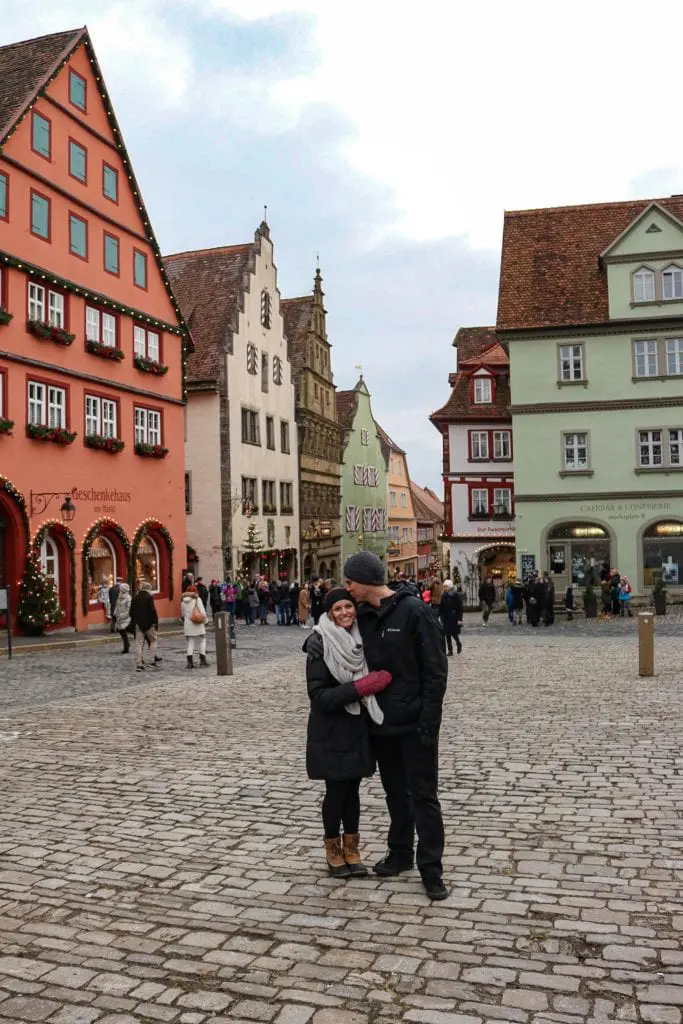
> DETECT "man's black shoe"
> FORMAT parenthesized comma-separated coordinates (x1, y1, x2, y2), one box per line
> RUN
(422, 875, 449, 901)
(373, 851, 414, 877)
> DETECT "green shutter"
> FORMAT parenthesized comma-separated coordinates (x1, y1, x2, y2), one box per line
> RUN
(134, 251, 147, 288)
(104, 235, 119, 273)
(0, 174, 6, 219)
(31, 194, 48, 238)
(103, 165, 118, 201)
(69, 70, 86, 110)
(69, 142, 86, 182)
(32, 113, 50, 157)
(70, 216, 86, 257)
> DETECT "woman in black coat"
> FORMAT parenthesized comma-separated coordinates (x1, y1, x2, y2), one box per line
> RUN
(439, 580, 463, 655)
(305, 587, 391, 878)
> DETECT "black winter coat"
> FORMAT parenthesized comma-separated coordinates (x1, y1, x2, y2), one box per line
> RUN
(130, 589, 158, 631)
(440, 590, 463, 633)
(479, 582, 496, 605)
(357, 589, 447, 736)
(304, 632, 374, 781)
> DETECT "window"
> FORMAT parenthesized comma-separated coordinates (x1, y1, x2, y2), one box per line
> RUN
(666, 339, 683, 376)
(470, 431, 489, 460)
(360, 428, 369, 446)
(280, 482, 293, 511)
(280, 420, 290, 453)
(633, 340, 658, 377)
(87, 536, 116, 602)
(266, 415, 275, 450)
(28, 381, 66, 428)
(68, 140, 87, 183)
(0, 270, 5, 311)
(273, 356, 283, 385)
(134, 407, 161, 446)
(28, 283, 64, 327)
(241, 408, 260, 445)
(642, 521, 683, 587)
(40, 535, 59, 588)
(559, 344, 584, 381)
(261, 352, 269, 393)
(30, 191, 50, 239)
(69, 69, 86, 111)
(0, 172, 7, 221)
(48, 291, 64, 327)
(493, 430, 511, 459)
(31, 112, 50, 159)
(662, 265, 683, 301)
(242, 476, 257, 510)
(563, 431, 590, 471)
(85, 395, 117, 437)
(135, 536, 160, 593)
(261, 289, 271, 328)
(133, 250, 147, 289)
(493, 488, 512, 515)
(185, 472, 192, 514)
(633, 267, 655, 302)
(134, 325, 160, 362)
(262, 480, 276, 511)
(400, 493, 407, 508)
(69, 214, 87, 258)
(86, 306, 116, 347)
(670, 429, 683, 466)
(103, 163, 118, 203)
(390, 490, 397, 507)
(103, 233, 119, 275)
(471, 488, 488, 515)
(346, 505, 360, 532)
(246, 343, 258, 374)
(473, 377, 492, 403)
(638, 429, 663, 467)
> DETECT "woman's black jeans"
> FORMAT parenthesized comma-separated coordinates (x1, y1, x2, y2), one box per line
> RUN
(322, 778, 361, 838)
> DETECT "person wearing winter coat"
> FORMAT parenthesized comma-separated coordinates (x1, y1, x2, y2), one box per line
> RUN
(180, 584, 209, 668)
(130, 581, 160, 671)
(305, 587, 392, 878)
(510, 578, 525, 625)
(310, 578, 325, 625)
(430, 577, 444, 616)
(619, 576, 632, 617)
(565, 584, 574, 621)
(504, 583, 514, 624)
(245, 586, 259, 625)
(114, 582, 132, 654)
(209, 580, 223, 618)
(290, 582, 301, 625)
(543, 573, 555, 626)
(108, 580, 120, 633)
(98, 576, 111, 622)
(439, 580, 463, 655)
(196, 578, 209, 615)
(299, 584, 311, 627)
(478, 577, 496, 625)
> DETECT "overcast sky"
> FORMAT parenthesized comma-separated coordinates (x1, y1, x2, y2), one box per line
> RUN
(4, 1, 683, 490)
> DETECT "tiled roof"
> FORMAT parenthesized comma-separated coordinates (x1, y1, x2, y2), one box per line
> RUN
(453, 326, 498, 361)
(497, 196, 683, 331)
(376, 423, 405, 455)
(335, 389, 357, 429)
(0, 28, 83, 139)
(458, 341, 509, 367)
(411, 484, 442, 525)
(431, 326, 511, 423)
(163, 244, 253, 384)
(411, 482, 444, 521)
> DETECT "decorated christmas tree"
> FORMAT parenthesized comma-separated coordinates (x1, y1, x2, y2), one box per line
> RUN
(18, 548, 61, 635)
(243, 521, 263, 557)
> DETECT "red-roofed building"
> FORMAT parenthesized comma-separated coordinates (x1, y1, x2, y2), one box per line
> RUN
(431, 327, 516, 598)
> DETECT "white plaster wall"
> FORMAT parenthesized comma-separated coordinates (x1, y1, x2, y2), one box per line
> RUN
(448, 422, 516, 474)
(185, 391, 223, 580)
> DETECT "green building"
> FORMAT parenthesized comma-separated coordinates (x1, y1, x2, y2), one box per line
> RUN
(336, 377, 389, 568)
(498, 198, 683, 598)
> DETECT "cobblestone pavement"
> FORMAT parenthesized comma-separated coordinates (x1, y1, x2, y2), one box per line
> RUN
(1, 627, 682, 1024)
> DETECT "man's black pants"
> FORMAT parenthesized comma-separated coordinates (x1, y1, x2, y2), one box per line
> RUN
(373, 731, 444, 878)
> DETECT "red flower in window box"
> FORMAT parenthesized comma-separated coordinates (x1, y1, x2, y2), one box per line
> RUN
(134, 442, 168, 458)
(85, 433, 125, 453)
(26, 319, 75, 346)
(134, 354, 168, 375)
(86, 339, 125, 361)
(0, 308, 12, 326)
(26, 423, 77, 445)
(0, 418, 14, 435)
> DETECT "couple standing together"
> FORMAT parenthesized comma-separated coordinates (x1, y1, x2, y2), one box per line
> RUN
(304, 551, 449, 901)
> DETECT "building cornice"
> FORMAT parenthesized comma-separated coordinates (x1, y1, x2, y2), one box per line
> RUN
(499, 315, 683, 341)
(511, 395, 683, 415)
(515, 490, 682, 503)
(448, 534, 515, 542)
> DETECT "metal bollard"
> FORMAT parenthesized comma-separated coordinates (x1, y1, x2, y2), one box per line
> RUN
(214, 611, 233, 677)
(638, 611, 654, 677)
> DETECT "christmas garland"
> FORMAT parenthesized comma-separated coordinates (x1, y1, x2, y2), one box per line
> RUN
(81, 518, 131, 614)
(0, 474, 30, 547)
(32, 520, 77, 627)
(131, 519, 174, 599)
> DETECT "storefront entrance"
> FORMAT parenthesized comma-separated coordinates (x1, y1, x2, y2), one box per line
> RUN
(547, 522, 611, 592)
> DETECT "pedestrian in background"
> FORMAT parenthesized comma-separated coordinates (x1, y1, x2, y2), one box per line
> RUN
(130, 581, 160, 672)
(619, 576, 632, 618)
(478, 575, 495, 625)
(209, 580, 222, 620)
(543, 572, 555, 626)
(510, 577, 525, 625)
(430, 576, 443, 619)
(181, 582, 209, 669)
(196, 577, 209, 616)
(504, 581, 514, 624)
(299, 583, 311, 627)
(565, 583, 574, 621)
(290, 581, 300, 625)
(114, 582, 132, 654)
(108, 578, 120, 633)
(440, 579, 463, 655)
(245, 585, 259, 625)
(310, 578, 325, 625)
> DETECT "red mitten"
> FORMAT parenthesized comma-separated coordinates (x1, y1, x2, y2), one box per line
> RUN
(354, 670, 392, 698)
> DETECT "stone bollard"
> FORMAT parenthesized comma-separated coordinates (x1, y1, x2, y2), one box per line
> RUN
(638, 611, 654, 677)
(214, 611, 233, 677)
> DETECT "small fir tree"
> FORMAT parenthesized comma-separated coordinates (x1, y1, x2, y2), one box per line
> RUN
(18, 548, 61, 633)
(243, 520, 263, 555)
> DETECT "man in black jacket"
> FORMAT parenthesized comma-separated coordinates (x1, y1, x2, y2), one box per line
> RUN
(478, 576, 496, 625)
(344, 551, 449, 901)
(108, 579, 120, 633)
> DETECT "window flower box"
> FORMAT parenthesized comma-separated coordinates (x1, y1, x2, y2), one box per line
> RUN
(243, 503, 259, 516)
(134, 442, 168, 458)
(26, 319, 75, 346)
(26, 423, 77, 445)
(134, 354, 168, 375)
(263, 504, 277, 515)
(280, 506, 294, 515)
(86, 339, 125, 361)
(0, 308, 13, 326)
(85, 433, 125, 453)
(0, 418, 14, 435)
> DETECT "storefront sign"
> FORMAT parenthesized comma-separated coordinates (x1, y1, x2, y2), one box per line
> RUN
(73, 488, 132, 517)
(580, 501, 672, 522)
(521, 553, 536, 576)
(475, 524, 513, 535)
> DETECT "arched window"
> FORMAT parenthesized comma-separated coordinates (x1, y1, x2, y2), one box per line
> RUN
(40, 535, 59, 588)
(662, 265, 683, 301)
(546, 522, 610, 587)
(633, 267, 656, 303)
(643, 521, 683, 587)
(260, 289, 271, 329)
(88, 535, 116, 603)
(136, 535, 160, 593)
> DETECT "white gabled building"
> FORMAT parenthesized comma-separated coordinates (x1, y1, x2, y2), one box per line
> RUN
(165, 222, 300, 582)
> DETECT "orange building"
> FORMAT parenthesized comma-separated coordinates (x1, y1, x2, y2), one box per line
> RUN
(0, 28, 190, 633)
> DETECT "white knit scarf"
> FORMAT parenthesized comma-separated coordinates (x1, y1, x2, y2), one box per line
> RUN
(314, 614, 384, 725)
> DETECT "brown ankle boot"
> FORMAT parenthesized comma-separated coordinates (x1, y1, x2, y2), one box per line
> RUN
(324, 837, 351, 878)
(342, 833, 369, 877)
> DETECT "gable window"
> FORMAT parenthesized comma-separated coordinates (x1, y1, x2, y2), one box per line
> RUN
(30, 191, 50, 240)
(273, 356, 283, 385)
(103, 163, 118, 203)
(633, 340, 658, 377)
(28, 381, 66, 428)
(360, 428, 369, 446)
(280, 419, 290, 453)
(265, 415, 275, 450)
(85, 395, 118, 438)
(31, 112, 51, 159)
(666, 339, 683, 376)
(493, 430, 511, 459)
(473, 377, 492, 403)
(280, 482, 293, 512)
(662, 265, 683, 301)
(69, 69, 87, 111)
(390, 490, 397, 507)
(104, 233, 119, 275)
(470, 430, 489, 460)
(261, 352, 269, 393)
(68, 140, 87, 183)
(28, 282, 64, 327)
(638, 429, 662, 467)
(69, 214, 87, 259)
(241, 408, 260, 445)
(633, 267, 656, 302)
(246, 343, 258, 374)
(261, 289, 272, 329)
(134, 325, 160, 362)
(0, 172, 7, 221)
(400, 492, 407, 508)
(563, 431, 590, 471)
(133, 250, 147, 289)
(471, 488, 488, 516)
(559, 344, 584, 381)
(86, 305, 116, 348)
(670, 429, 683, 466)
(134, 406, 161, 446)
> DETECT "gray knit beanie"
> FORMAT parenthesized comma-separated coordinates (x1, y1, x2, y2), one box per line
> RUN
(343, 551, 386, 586)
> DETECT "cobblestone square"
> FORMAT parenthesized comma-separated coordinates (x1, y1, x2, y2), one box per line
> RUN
(0, 619, 682, 1023)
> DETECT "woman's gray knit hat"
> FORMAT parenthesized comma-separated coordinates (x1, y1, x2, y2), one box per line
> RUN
(343, 551, 386, 586)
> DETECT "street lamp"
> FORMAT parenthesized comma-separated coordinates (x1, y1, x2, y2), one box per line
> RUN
(60, 496, 76, 522)
(30, 489, 77, 521)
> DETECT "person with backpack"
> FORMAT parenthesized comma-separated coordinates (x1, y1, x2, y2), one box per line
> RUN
(130, 581, 160, 672)
(619, 576, 633, 617)
(180, 582, 209, 669)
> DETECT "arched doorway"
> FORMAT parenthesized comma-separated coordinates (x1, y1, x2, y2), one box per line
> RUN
(303, 554, 313, 581)
(546, 521, 611, 592)
(34, 522, 76, 628)
(641, 520, 683, 588)
(477, 544, 516, 601)
(131, 521, 174, 598)
(319, 561, 328, 580)
(0, 476, 30, 632)
(329, 559, 338, 582)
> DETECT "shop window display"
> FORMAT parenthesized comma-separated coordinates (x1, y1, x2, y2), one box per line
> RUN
(136, 536, 159, 593)
(88, 536, 116, 602)
(643, 521, 683, 587)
